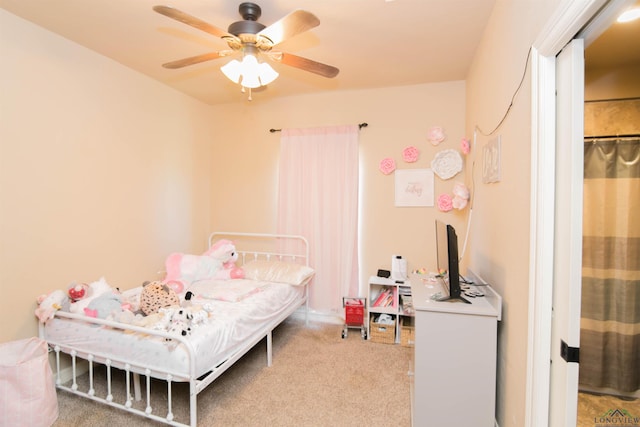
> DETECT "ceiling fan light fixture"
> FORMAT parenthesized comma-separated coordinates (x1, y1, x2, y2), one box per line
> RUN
(617, 7, 640, 23)
(257, 62, 279, 85)
(220, 59, 243, 84)
(220, 53, 279, 89)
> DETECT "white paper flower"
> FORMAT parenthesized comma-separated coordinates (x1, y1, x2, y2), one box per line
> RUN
(452, 182, 470, 200)
(452, 196, 468, 210)
(431, 149, 463, 180)
(428, 126, 446, 145)
(451, 183, 470, 210)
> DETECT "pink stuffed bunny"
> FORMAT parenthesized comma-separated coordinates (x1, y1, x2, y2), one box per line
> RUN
(164, 239, 244, 292)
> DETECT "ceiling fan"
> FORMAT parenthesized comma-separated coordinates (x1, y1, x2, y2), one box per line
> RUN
(153, 2, 339, 89)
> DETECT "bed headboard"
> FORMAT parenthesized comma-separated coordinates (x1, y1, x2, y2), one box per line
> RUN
(208, 232, 310, 267)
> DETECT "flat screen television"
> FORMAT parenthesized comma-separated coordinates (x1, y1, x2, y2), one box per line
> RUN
(435, 220, 471, 304)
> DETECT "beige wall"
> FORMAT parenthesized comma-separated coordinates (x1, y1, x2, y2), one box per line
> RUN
(1, 9, 468, 341)
(208, 83, 468, 299)
(1, 1, 579, 425)
(465, 0, 562, 426)
(0, 10, 214, 342)
(585, 63, 640, 101)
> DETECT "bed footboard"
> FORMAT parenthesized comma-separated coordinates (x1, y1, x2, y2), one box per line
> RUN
(41, 312, 199, 426)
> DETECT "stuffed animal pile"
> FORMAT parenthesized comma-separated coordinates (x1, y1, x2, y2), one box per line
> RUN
(35, 277, 210, 340)
(33, 240, 248, 341)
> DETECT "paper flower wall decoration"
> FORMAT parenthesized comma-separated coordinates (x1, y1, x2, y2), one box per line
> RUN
(437, 194, 453, 212)
(431, 149, 463, 180)
(402, 146, 419, 163)
(379, 157, 396, 175)
(452, 183, 471, 210)
(427, 126, 446, 146)
(460, 138, 471, 155)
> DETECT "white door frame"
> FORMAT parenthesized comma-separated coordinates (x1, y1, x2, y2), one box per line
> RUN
(526, 0, 633, 426)
(550, 37, 585, 427)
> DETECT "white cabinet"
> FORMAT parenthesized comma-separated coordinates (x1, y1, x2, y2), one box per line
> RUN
(410, 272, 502, 427)
(367, 276, 413, 344)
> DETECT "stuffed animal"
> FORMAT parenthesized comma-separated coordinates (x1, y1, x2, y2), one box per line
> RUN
(163, 239, 244, 291)
(67, 282, 89, 302)
(84, 292, 122, 319)
(69, 277, 114, 315)
(139, 281, 179, 315)
(166, 308, 193, 338)
(212, 240, 245, 280)
(156, 305, 209, 341)
(35, 290, 69, 322)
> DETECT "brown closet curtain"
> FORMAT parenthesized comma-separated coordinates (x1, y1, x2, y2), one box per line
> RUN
(580, 136, 640, 394)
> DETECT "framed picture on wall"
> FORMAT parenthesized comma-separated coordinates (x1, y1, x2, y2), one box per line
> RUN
(395, 169, 434, 207)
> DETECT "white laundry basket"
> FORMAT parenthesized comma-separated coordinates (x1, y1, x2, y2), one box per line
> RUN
(0, 337, 58, 427)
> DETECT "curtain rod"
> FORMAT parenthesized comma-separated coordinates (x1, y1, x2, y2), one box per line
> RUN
(584, 133, 640, 140)
(269, 122, 368, 133)
(585, 97, 640, 103)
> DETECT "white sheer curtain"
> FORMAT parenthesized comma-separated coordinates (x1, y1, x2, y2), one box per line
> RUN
(277, 125, 359, 315)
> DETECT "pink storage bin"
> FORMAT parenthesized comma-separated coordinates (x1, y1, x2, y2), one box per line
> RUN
(0, 337, 58, 427)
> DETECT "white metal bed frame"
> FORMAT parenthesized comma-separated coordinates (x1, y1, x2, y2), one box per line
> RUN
(39, 232, 310, 426)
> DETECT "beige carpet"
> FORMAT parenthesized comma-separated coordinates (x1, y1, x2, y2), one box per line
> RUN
(52, 317, 412, 426)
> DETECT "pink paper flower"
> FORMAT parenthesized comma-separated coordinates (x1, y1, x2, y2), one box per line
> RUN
(428, 126, 446, 146)
(460, 138, 471, 155)
(452, 183, 471, 210)
(379, 157, 396, 175)
(437, 193, 453, 212)
(402, 146, 419, 163)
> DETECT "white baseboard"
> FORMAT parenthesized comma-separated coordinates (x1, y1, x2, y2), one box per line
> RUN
(579, 385, 640, 399)
(55, 359, 89, 384)
(291, 308, 344, 325)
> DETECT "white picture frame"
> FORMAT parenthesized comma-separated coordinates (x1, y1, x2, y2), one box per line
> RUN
(483, 136, 501, 183)
(395, 169, 434, 207)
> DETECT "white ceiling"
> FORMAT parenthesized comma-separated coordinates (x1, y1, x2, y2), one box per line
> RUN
(0, 0, 496, 105)
(1, 0, 638, 106)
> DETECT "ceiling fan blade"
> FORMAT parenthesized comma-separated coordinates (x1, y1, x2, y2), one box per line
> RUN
(258, 10, 320, 46)
(162, 51, 230, 69)
(271, 52, 339, 78)
(153, 5, 238, 42)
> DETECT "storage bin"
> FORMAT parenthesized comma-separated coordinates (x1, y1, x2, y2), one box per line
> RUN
(344, 297, 366, 326)
(400, 317, 415, 347)
(0, 337, 58, 427)
(369, 314, 396, 344)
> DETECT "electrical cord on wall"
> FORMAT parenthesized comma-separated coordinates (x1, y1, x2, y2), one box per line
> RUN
(458, 46, 532, 262)
(475, 46, 532, 137)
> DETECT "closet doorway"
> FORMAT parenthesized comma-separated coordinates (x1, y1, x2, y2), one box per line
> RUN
(578, 2, 640, 424)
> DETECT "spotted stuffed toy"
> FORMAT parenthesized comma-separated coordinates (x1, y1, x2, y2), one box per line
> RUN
(139, 281, 179, 315)
(167, 308, 193, 337)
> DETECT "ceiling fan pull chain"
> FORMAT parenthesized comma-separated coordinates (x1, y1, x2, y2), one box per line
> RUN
(240, 86, 252, 101)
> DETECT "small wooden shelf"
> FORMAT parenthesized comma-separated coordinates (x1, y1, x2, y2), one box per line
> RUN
(367, 276, 413, 344)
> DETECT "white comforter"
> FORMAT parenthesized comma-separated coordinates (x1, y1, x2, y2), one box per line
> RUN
(43, 279, 303, 380)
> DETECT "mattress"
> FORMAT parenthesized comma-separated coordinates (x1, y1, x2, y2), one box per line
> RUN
(43, 279, 304, 380)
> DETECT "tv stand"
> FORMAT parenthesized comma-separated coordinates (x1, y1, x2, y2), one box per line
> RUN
(435, 295, 472, 304)
(410, 271, 502, 427)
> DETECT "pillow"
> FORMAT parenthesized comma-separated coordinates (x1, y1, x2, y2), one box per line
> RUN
(242, 260, 315, 286)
